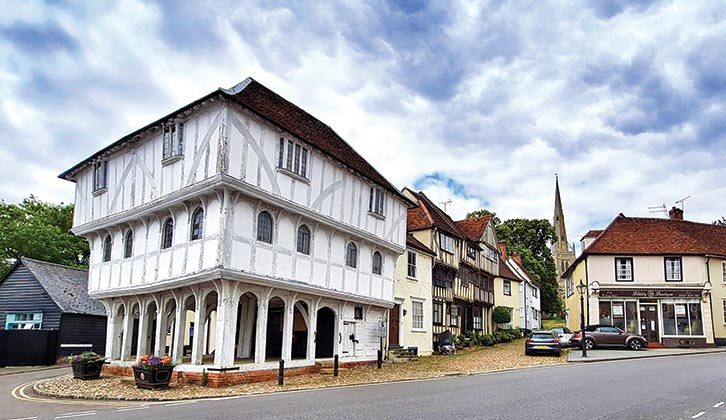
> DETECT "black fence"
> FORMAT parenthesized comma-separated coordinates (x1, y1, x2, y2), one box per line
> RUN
(0, 329, 59, 367)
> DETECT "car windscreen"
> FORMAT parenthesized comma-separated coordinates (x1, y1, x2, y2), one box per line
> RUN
(562, 327, 572, 334)
(531, 333, 554, 340)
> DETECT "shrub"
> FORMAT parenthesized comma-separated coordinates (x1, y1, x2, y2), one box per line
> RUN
(492, 306, 512, 325)
(66, 351, 105, 364)
(481, 334, 496, 346)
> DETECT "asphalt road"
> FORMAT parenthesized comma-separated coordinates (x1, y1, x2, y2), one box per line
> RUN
(4, 352, 726, 420)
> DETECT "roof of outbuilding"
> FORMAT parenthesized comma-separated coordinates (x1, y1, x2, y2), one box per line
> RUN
(59, 78, 410, 204)
(406, 234, 436, 256)
(580, 230, 603, 241)
(19, 258, 105, 316)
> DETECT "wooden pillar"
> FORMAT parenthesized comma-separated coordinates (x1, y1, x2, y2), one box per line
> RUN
(237, 296, 256, 359)
(120, 304, 134, 361)
(213, 289, 238, 367)
(306, 304, 317, 362)
(191, 295, 208, 365)
(172, 298, 187, 364)
(103, 306, 117, 360)
(153, 299, 168, 357)
(254, 300, 269, 364)
(281, 301, 294, 362)
(135, 303, 150, 361)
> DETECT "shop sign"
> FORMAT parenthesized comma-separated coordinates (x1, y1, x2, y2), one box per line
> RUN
(598, 289, 702, 298)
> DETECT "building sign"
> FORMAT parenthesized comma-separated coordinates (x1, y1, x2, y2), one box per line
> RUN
(612, 304, 623, 316)
(598, 289, 703, 298)
(376, 321, 387, 337)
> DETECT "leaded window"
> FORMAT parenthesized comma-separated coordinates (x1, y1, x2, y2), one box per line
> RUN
(161, 218, 174, 249)
(257, 212, 273, 243)
(368, 187, 385, 216)
(278, 138, 308, 178)
(162, 123, 184, 160)
(124, 230, 133, 259)
(407, 251, 416, 278)
(190, 207, 204, 241)
(346, 242, 357, 268)
(372, 251, 382, 275)
(297, 224, 311, 254)
(93, 161, 108, 192)
(102, 235, 112, 262)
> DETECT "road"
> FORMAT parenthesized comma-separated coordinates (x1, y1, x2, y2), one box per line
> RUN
(4, 352, 726, 419)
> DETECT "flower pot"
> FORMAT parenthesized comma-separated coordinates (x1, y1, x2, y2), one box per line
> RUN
(133, 365, 174, 390)
(71, 360, 104, 380)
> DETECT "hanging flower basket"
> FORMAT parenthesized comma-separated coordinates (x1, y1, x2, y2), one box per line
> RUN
(67, 352, 106, 380)
(133, 355, 175, 390)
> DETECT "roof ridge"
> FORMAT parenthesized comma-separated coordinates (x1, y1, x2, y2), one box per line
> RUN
(21, 257, 88, 272)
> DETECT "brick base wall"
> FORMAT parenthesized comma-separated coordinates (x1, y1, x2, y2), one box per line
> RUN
(102, 359, 376, 388)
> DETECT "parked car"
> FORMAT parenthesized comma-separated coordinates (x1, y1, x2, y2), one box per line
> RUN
(549, 327, 574, 347)
(570, 325, 647, 350)
(525, 330, 561, 356)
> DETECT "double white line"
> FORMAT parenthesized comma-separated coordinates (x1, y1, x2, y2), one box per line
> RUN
(55, 411, 96, 419)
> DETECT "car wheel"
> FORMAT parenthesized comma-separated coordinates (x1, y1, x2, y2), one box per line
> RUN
(583, 338, 594, 350)
(628, 339, 643, 351)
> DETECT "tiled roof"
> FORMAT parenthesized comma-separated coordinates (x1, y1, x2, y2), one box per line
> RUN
(585, 214, 726, 255)
(580, 230, 603, 241)
(455, 216, 491, 242)
(406, 235, 436, 256)
(404, 189, 467, 238)
(21, 258, 105, 316)
(498, 256, 521, 281)
(60, 78, 410, 203)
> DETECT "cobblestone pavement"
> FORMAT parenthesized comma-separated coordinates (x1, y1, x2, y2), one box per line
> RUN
(34, 340, 566, 401)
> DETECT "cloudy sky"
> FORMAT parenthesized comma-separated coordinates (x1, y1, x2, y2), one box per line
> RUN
(2, 0, 725, 244)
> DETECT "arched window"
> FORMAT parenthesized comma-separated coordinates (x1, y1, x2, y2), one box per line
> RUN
(297, 224, 311, 254)
(190, 207, 204, 241)
(102, 235, 112, 262)
(161, 218, 174, 249)
(257, 211, 273, 243)
(372, 251, 382, 275)
(345, 242, 357, 268)
(124, 230, 133, 259)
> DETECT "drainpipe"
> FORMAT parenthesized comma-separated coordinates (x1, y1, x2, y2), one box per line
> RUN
(584, 258, 590, 325)
(706, 256, 716, 345)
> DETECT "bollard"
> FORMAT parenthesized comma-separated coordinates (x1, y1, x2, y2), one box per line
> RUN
(333, 354, 339, 377)
(377, 349, 382, 369)
(278, 359, 285, 385)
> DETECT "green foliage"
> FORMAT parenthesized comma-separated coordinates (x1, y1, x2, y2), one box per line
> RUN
(0, 196, 88, 276)
(466, 209, 501, 226)
(714, 217, 726, 226)
(480, 334, 496, 346)
(492, 306, 512, 324)
(496, 218, 562, 316)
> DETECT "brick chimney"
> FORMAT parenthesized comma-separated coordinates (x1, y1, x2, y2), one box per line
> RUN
(669, 206, 684, 220)
(498, 241, 507, 259)
(512, 252, 523, 266)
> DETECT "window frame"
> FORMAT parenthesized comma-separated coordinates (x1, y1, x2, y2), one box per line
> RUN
(354, 306, 363, 320)
(190, 207, 204, 241)
(450, 305, 459, 327)
(162, 122, 184, 163)
(411, 299, 425, 331)
(368, 187, 386, 218)
(466, 244, 477, 259)
(161, 217, 174, 250)
(296, 224, 311, 255)
(664, 256, 682, 282)
(503, 279, 511, 296)
(407, 250, 417, 279)
(4, 312, 43, 330)
(345, 242, 358, 269)
(93, 161, 108, 194)
(124, 229, 133, 259)
(439, 233, 455, 254)
(102, 234, 112, 262)
(614, 257, 634, 282)
(256, 211, 274, 244)
(278, 137, 309, 180)
(432, 301, 443, 325)
(372, 251, 382, 275)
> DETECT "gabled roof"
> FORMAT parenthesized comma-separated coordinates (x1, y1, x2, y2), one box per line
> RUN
(498, 256, 521, 281)
(562, 213, 726, 278)
(406, 235, 436, 256)
(455, 216, 491, 242)
(59, 78, 410, 203)
(404, 189, 467, 238)
(508, 257, 539, 287)
(17, 258, 105, 316)
(580, 230, 603, 241)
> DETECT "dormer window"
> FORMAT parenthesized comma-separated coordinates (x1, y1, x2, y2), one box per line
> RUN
(93, 161, 108, 194)
(278, 138, 308, 179)
(368, 187, 385, 217)
(162, 122, 184, 163)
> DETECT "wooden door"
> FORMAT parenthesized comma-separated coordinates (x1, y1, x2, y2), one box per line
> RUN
(389, 305, 400, 347)
(639, 305, 659, 342)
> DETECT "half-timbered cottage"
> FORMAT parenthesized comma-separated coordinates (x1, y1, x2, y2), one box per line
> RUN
(59, 78, 410, 382)
(402, 189, 495, 350)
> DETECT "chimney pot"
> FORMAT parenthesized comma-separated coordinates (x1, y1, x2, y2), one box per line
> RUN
(669, 206, 684, 220)
(512, 252, 523, 265)
(498, 242, 507, 259)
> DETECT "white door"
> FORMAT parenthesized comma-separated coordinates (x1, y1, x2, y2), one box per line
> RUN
(341, 321, 356, 357)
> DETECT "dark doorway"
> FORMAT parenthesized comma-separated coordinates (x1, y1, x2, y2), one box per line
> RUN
(292, 302, 308, 359)
(640, 304, 659, 342)
(266, 298, 285, 360)
(315, 307, 335, 358)
(389, 305, 400, 347)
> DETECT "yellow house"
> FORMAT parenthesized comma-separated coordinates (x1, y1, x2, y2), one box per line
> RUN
(494, 250, 522, 329)
(563, 208, 726, 348)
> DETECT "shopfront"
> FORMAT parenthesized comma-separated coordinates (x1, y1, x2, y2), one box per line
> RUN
(593, 288, 711, 348)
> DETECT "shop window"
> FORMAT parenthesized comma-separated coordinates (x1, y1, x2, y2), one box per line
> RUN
(625, 302, 638, 333)
(723, 300, 726, 324)
(599, 301, 612, 326)
(662, 301, 703, 336)
(689, 303, 703, 335)
(612, 302, 625, 330)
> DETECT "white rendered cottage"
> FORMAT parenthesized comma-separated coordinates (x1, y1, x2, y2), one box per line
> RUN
(59, 78, 409, 378)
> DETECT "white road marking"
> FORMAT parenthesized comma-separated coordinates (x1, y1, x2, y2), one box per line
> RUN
(163, 400, 197, 406)
(9, 417, 38, 420)
(55, 411, 96, 419)
(714, 402, 724, 408)
(117, 405, 149, 411)
(692, 412, 706, 418)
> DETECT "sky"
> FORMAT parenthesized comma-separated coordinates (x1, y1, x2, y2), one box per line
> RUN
(1, 0, 725, 245)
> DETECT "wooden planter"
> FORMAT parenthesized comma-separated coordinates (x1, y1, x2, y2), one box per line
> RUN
(71, 360, 104, 380)
(132, 365, 174, 390)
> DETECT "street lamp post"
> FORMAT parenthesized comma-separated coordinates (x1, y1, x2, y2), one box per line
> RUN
(577, 280, 588, 358)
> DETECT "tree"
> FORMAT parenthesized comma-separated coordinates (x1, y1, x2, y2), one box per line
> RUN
(714, 217, 726, 226)
(495, 218, 562, 316)
(0, 196, 88, 276)
(492, 306, 512, 325)
(466, 209, 501, 226)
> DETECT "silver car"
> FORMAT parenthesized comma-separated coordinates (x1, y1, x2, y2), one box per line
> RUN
(550, 327, 574, 347)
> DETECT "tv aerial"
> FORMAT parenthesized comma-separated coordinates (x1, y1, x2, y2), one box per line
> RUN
(439, 199, 452, 212)
(648, 203, 667, 215)
(675, 195, 692, 211)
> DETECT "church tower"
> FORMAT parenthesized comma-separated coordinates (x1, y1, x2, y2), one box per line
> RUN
(552, 175, 575, 297)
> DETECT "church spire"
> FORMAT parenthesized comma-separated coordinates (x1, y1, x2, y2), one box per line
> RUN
(553, 174, 569, 252)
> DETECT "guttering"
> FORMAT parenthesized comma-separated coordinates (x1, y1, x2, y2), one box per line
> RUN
(89, 267, 395, 308)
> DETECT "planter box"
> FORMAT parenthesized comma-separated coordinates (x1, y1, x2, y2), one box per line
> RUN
(132, 365, 174, 390)
(71, 360, 104, 380)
